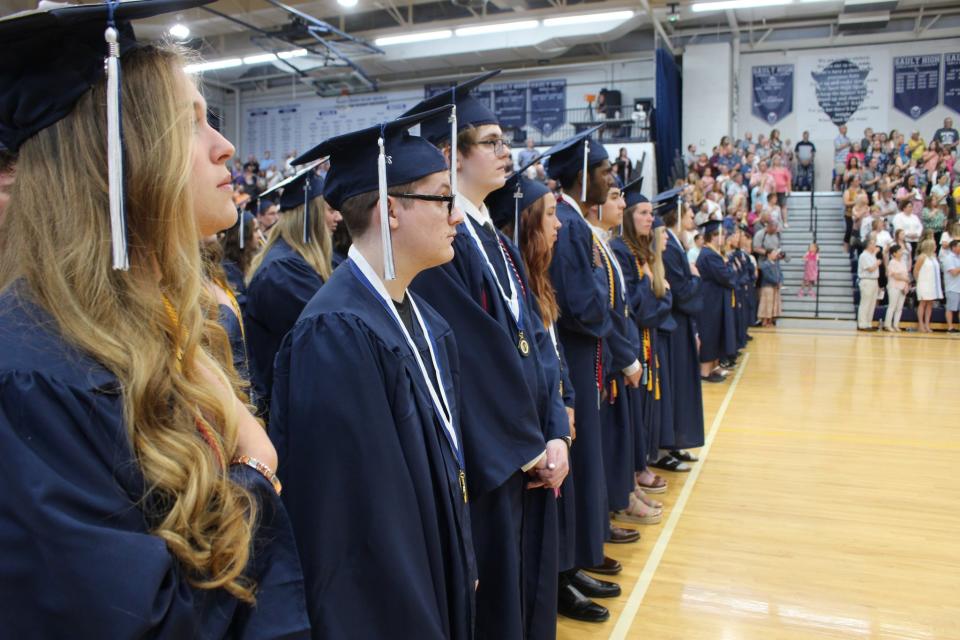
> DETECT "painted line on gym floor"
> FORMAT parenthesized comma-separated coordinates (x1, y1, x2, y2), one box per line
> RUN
(608, 353, 750, 640)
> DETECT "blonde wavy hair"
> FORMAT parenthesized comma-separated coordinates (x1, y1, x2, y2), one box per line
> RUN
(248, 195, 333, 283)
(0, 46, 258, 602)
(622, 204, 667, 298)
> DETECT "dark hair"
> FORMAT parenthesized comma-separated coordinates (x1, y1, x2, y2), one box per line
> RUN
(951, 239, 960, 251)
(703, 228, 721, 244)
(0, 149, 15, 173)
(337, 180, 417, 237)
(889, 243, 902, 256)
(222, 217, 258, 275)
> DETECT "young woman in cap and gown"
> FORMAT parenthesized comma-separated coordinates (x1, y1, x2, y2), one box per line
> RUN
(695, 219, 738, 382)
(0, 2, 309, 636)
(486, 165, 617, 623)
(404, 73, 569, 640)
(244, 165, 341, 413)
(268, 109, 478, 640)
(609, 180, 670, 523)
(221, 209, 261, 312)
(651, 189, 705, 472)
(545, 128, 637, 599)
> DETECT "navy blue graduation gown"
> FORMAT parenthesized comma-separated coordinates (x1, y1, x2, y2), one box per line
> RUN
(695, 248, 737, 363)
(0, 288, 310, 639)
(662, 231, 705, 450)
(548, 199, 614, 569)
(596, 236, 639, 514)
(222, 259, 248, 311)
(734, 250, 754, 346)
(270, 263, 476, 640)
(553, 335, 578, 573)
(218, 304, 250, 385)
(331, 251, 346, 270)
(245, 239, 324, 412)
(411, 217, 563, 640)
(610, 238, 672, 469)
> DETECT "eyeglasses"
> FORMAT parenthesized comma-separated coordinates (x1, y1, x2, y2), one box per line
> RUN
(389, 192, 455, 215)
(476, 138, 509, 155)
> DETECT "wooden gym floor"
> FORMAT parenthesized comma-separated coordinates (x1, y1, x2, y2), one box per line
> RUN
(558, 327, 960, 640)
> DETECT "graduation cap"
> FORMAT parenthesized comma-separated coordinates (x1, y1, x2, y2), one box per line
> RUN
(485, 160, 552, 245)
(400, 70, 500, 200)
(258, 161, 325, 243)
(0, 0, 215, 270)
(230, 210, 256, 249)
(699, 219, 723, 235)
(543, 125, 607, 202)
(293, 105, 453, 281)
(622, 176, 647, 209)
(651, 186, 684, 220)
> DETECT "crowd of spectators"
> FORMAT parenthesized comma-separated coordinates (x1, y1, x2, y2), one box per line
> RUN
(836, 117, 960, 332)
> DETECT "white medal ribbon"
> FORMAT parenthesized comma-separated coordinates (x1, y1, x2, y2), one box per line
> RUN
(348, 246, 459, 454)
(459, 198, 522, 325)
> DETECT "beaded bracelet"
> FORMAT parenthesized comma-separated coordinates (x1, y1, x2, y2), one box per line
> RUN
(232, 455, 282, 496)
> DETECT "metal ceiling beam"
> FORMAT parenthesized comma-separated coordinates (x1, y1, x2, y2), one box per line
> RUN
(638, 0, 676, 55)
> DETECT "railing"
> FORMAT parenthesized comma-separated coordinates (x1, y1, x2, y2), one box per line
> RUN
(502, 106, 653, 146)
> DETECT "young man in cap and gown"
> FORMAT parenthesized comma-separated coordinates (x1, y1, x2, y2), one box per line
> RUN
(269, 108, 478, 639)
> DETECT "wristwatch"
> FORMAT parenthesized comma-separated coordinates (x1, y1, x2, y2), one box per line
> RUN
(560, 436, 573, 450)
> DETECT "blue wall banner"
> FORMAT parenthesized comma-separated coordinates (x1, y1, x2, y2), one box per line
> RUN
(529, 80, 566, 135)
(493, 83, 527, 129)
(893, 54, 941, 120)
(945, 53, 960, 115)
(751, 65, 794, 125)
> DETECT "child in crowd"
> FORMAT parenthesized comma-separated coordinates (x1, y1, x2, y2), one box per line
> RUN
(800, 242, 819, 298)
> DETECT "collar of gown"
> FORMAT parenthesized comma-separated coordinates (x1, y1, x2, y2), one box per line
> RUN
(456, 193, 492, 227)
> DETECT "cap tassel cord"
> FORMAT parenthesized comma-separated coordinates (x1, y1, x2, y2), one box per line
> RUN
(449, 104, 458, 201)
(378, 132, 396, 281)
(238, 208, 246, 249)
(512, 181, 522, 246)
(301, 180, 310, 244)
(581, 140, 589, 203)
(105, 16, 128, 271)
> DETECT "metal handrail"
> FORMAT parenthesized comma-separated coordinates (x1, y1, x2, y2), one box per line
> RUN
(812, 173, 821, 318)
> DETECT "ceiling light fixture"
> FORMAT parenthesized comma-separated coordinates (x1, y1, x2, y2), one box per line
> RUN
(184, 58, 243, 74)
(168, 22, 190, 40)
(454, 19, 539, 36)
(690, 0, 791, 12)
(277, 49, 309, 59)
(338, 0, 358, 7)
(375, 30, 453, 46)
(543, 10, 635, 27)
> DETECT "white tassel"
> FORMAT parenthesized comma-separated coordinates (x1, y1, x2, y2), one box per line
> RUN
(302, 180, 310, 244)
(238, 209, 245, 249)
(599, 202, 603, 222)
(581, 139, 589, 203)
(513, 181, 522, 245)
(449, 104, 458, 200)
(105, 26, 128, 271)
(378, 136, 396, 281)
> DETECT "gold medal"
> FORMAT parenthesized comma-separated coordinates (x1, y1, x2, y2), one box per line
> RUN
(518, 331, 530, 357)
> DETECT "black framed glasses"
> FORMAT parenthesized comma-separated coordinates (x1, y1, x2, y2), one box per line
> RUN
(389, 192, 455, 215)
(476, 138, 509, 155)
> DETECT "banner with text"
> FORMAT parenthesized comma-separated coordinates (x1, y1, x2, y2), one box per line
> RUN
(751, 65, 794, 125)
(893, 54, 941, 120)
(529, 80, 566, 136)
(945, 53, 960, 115)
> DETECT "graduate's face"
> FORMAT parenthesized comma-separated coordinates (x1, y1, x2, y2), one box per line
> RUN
(539, 192, 561, 246)
(258, 205, 279, 230)
(393, 171, 462, 269)
(633, 203, 654, 237)
(183, 73, 237, 236)
(655, 227, 667, 255)
(602, 188, 625, 229)
(460, 124, 510, 195)
(325, 206, 343, 233)
(586, 160, 614, 205)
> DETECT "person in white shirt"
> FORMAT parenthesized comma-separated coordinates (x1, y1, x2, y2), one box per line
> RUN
(892, 202, 924, 254)
(857, 236, 881, 330)
(941, 240, 960, 332)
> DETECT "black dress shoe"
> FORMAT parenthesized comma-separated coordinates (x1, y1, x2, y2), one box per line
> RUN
(584, 556, 622, 575)
(701, 372, 725, 383)
(609, 525, 640, 544)
(568, 570, 621, 598)
(557, 582, 610, 623)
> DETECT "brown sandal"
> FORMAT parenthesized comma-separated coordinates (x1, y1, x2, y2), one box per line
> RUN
(637, 474, 668, 494)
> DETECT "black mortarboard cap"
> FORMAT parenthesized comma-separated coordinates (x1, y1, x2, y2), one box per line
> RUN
(0, 0, 215, 271)
(293, 105, 453, 280)
(400, 70, 501, 145)
(622, 176, 647, 209)
(485, 159, 551, 244)
(543, 125, 608, 199)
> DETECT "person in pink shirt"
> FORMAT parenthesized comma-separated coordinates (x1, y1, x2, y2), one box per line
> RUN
(769, 155, 793, 228)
